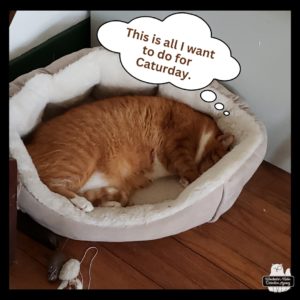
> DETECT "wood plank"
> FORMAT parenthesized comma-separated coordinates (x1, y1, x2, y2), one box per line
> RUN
(10, 161, 291, 289)
(201, 218, 289, 272)
(63, 240, 161, 289)
(222, 203, 291, 258)
(246, 161, 290, 189)
(268, 175, 291, 204)
(245, 162, 290, 213)
(234, 189, 291, 235)
(244, 186, 291, 214)
(9, 248, 56, 289)
(102, 237, 247, 289)
(16, 231, 54, 267)
(16, 231, 159, 289)
(174, 229, 265, 289)
(245, 162, 275, 188)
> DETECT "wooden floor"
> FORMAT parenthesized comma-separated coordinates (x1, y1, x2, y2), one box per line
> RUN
(9, 161, 291, 289)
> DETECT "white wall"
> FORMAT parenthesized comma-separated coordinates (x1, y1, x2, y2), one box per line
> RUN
(9, 11, 89, 60)
(91, 11, 291, 172)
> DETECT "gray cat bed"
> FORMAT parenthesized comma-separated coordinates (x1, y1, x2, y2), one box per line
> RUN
(9, 47, 267, 241)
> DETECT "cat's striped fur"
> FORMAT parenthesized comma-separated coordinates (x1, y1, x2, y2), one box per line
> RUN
(26, 96, 234, 211)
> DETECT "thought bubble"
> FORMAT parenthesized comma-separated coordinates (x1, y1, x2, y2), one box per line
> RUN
(200, 90, 230, 116)
(98, 13, 240, 90)
(200, 90, 217, 102)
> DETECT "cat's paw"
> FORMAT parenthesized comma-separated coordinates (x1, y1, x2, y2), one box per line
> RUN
(179, 177, 189, 188)
(101, 201, 122, 208)
(70, 196, 94, 212)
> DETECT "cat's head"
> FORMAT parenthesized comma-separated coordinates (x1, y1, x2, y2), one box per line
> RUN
(198, 133, 234, 175)
(271, 264, 284, 273)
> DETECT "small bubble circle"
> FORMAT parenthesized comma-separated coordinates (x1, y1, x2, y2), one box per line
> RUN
(214, 103, 224, 110)
(200, 90, 217, 102)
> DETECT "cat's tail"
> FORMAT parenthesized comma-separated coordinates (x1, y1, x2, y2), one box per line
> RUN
(80, 187, 129, 207)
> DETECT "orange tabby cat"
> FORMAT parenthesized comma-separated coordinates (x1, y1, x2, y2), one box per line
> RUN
(26, 96, 234, 212)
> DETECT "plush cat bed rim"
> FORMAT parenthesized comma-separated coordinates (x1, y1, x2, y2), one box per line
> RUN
(9, 47, 267, 241)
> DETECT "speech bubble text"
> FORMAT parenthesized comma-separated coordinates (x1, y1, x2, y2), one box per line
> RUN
(98, 13, 240, 90)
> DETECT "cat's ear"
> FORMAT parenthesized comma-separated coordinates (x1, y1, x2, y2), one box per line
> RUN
(217, 133, 234, 149)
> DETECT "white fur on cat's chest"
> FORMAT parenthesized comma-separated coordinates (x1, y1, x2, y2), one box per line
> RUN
(79, 171, 109, 193)
(80, 130, 213, 193)
(80, 155, 170, 193)
(146, 155, 171, 180)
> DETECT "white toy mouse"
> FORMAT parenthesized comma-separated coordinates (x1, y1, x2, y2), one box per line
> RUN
(57, 258, 83, 289)
(56, 246, 98, 290)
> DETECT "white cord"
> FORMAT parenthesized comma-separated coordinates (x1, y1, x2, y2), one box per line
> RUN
(80, 246, 98, 289)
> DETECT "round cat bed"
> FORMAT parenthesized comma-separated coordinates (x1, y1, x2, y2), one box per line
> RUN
(9, 47, 267, 241)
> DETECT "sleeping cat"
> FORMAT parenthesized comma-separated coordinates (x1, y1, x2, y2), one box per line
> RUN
(26, 95, 234, 212)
